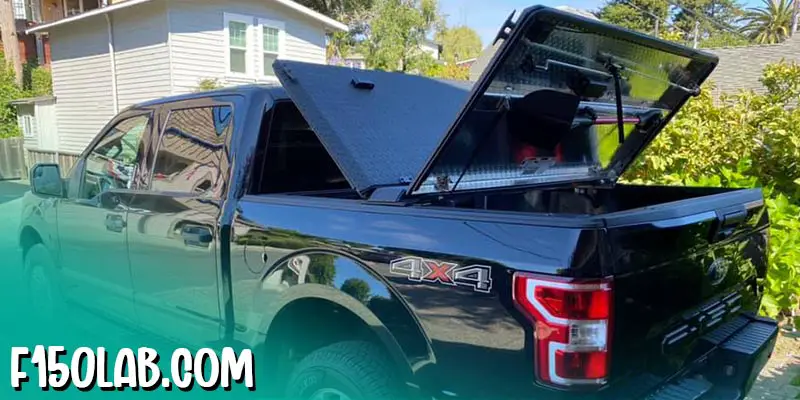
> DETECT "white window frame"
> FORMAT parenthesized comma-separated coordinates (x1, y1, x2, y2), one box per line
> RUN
(257, 18, 286, 81)
(21, 114, 35, 138)
(224, 12, 254, 78)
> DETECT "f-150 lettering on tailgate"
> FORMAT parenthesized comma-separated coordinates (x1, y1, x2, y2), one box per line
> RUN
(390, 257, 493, 293)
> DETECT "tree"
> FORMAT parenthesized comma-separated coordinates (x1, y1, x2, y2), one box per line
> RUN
(307, 255, 336, 286)
(598, 0, 670, 33)
(671, 0, 745, 41)
(296, 0, 376, 60)
(364, 0, 441, 72)
(424, 62, 469, 80)
(341, 278, 371, 303)
(435, 26, 482, 63)
(0, 53, 22, 138)
(741, 0, 796, 44)
(0, 0, 22, 85)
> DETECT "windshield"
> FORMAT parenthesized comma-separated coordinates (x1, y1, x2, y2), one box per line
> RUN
(409, 8, 715, 195)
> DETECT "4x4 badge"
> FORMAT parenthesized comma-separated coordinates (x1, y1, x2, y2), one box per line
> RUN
(389, 257, 492, 293)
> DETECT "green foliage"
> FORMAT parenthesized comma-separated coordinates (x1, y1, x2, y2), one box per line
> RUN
(341, 278, 372, 302)
(0, 55, 24, 139)
(29, 66, 53, 97)
(598, 0, 752, 47)
(195, 78, 223, 92)
(624, 61, 800, 325)
(424, 62, 469, 80)
(0, 58, 54, 139)
(435, 25, 482, 63)
(698, 31, 752, 48)
(365, 0, 440, 72)
(296, 0, 375, 60)
(307, 255, 336, 285)
(22, 62, 53, 97)
(671, 0, 744, 38)
(598, 0, 670, 33)
(741, 0, 795, 44)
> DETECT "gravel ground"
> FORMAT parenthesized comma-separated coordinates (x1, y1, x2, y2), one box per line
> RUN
(746, 331, 800, 400)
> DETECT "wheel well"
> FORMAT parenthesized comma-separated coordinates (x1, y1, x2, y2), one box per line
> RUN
(259, 298, 400, 394)
(19, 226, 42, 260)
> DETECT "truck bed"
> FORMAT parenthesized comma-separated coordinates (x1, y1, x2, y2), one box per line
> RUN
(232, 182, 772, 399)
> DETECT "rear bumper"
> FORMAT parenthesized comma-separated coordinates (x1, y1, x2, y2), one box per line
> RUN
(644, 314, 779, 400)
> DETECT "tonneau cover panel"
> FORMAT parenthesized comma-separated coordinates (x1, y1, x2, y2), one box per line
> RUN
(406, 6, 719, 196)
(273, 61, 472, 196)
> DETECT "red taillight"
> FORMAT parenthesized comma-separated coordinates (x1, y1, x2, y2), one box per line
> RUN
(513, 273, 612, 387)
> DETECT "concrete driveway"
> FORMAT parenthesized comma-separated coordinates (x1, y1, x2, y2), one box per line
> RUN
(0, 179, 27, 206)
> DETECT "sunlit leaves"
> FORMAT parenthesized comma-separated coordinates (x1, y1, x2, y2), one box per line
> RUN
(624, 61, 800, 323)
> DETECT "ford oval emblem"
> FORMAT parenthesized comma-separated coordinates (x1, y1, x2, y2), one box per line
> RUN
(707, 258, 729, 286)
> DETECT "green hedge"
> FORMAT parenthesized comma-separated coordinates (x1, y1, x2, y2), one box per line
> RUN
(625, 61, 800, 328)
(0, 57, 54, 139)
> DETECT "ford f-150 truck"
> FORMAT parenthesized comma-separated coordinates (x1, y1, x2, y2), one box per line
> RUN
(19, 6, 778, 400)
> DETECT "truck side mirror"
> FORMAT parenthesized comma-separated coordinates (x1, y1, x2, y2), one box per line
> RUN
(30, 163, 64, 198)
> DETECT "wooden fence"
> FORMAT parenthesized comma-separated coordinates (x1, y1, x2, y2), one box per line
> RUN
(26, 149, 80, 176)
(0, 137, 26, 180)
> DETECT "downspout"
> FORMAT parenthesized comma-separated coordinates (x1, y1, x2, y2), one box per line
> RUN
(105, 13, 119, 114)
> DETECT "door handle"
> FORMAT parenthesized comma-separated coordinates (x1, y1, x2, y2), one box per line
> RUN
(181, 225, 213, 248)
(105, 214, 126, 232)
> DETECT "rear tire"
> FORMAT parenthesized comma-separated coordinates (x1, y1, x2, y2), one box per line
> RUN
(285, 341, 402, 400)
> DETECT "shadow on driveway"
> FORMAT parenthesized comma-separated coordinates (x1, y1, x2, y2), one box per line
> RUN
(0, 179, 28, 205)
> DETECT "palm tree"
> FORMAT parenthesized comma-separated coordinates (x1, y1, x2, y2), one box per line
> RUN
(740, 0, 796, 44)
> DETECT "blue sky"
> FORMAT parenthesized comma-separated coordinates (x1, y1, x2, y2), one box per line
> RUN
(438, 0, 765, 47)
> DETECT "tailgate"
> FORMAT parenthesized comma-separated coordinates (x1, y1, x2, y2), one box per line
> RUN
(602, 188, 770, 390)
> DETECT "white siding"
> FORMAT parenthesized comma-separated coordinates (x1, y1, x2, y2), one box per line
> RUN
(36, 100, 59, 152)
(112, 1, 172, 109)
(50, 16, 115, 154)
(168, 0, 328, 94)
(49, 3, 169, 154)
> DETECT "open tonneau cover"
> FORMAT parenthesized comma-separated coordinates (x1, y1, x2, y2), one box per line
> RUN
(274, 5, 718, 198)
(272, 61, 473, 196)
(405, 6, 719, 196)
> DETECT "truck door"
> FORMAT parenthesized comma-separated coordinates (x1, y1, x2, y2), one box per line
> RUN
(126, 98, 233, 347)
(57, 111, 153, 325)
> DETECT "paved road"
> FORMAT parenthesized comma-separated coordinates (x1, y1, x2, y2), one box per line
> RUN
(0, 179, 28, 204)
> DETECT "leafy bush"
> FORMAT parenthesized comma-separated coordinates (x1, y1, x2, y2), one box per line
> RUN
(625, 61, 800, 326)
(28, 65, 53, 97)
(0, 56, 24, 139)
(424, 62, 470, 80)
(195, 78, 222, 92)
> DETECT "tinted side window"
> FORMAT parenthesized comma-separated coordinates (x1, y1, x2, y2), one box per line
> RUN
(151, 105, 232, 197)
(79, 114, 150, 200)
(257, 102, 349, 194)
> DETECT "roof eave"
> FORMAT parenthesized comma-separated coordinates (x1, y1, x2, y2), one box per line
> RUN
(26, 0, 154, 34)
(272, 0, 348, 32)
(25, 0, 348, 35)
(10, 95, 57, 105)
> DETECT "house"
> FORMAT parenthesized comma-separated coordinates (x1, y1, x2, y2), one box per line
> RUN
(333, 38, 442, 71)
(419, 38, 441, 61)
(455, 58, 477, 69)
(17, 0, 347, 172)
(705, 36, 800, 98)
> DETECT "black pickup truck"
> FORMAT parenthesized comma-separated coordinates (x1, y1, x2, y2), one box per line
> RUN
(19, 5, 777, 400)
